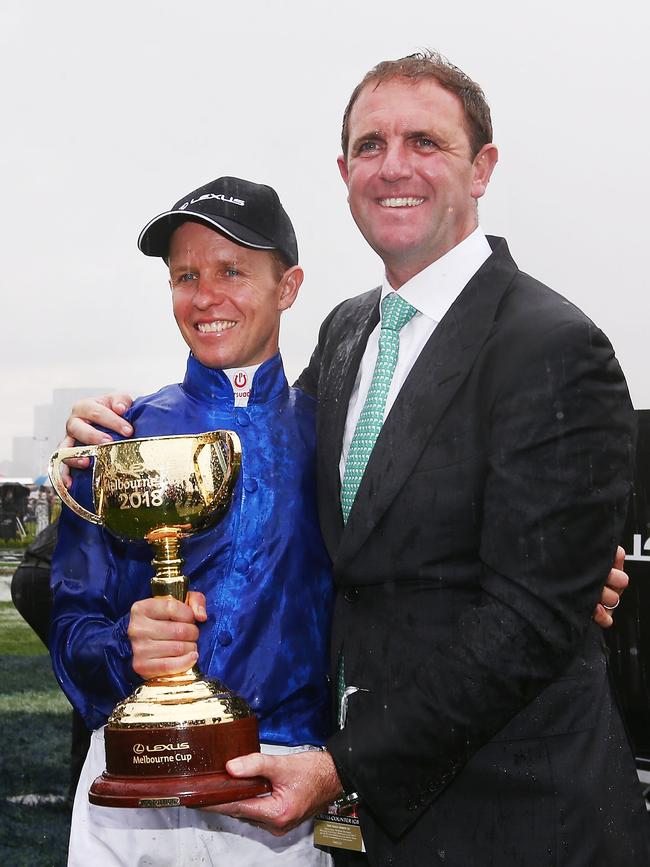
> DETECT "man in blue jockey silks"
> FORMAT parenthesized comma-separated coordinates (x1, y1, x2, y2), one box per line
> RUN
(49, 177, 334, 867)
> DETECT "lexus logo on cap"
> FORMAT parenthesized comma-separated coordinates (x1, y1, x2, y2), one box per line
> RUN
(179, 192, 245, 210)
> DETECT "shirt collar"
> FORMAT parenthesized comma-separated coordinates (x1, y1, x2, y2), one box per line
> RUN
(380, 226, 492, 322)
(181, 352, 288, 406)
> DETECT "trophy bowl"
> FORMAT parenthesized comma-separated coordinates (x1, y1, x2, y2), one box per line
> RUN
(49, 431, 271, 808)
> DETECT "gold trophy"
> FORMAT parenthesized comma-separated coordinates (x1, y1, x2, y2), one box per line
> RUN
(49, 431, 270, 808)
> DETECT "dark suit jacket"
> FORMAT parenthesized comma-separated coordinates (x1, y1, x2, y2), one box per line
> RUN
(299, 238, 648, 866)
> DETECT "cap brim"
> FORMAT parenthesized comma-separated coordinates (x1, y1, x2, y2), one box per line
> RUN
(137, 210, 277, 258)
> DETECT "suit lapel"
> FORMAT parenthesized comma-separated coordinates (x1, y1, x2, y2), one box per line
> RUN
(317, 289, 381, 556)
(337, 238, 518, 567)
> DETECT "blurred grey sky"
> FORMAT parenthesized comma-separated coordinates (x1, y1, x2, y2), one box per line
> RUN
(1, 0, 648, 460)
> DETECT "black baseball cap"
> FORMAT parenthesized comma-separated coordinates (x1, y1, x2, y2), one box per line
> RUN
(137, 176, 298, 267)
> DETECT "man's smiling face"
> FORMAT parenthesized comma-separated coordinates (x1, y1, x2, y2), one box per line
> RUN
(338, 76, 497, 288)
(169, 221, 301, 370)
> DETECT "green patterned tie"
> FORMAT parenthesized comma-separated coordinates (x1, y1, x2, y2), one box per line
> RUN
(340, 291, 417, 524)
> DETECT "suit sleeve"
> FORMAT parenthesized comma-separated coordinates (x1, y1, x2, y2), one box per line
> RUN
(327, 317, 636, 836)
(49, 471, 143, 730)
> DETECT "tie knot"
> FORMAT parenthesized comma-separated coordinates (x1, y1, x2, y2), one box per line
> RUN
(381, 292, 417, 332)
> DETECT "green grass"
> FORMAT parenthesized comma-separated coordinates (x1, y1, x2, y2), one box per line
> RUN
(0, 602, 50, 656)
(0, 602, 73, 866)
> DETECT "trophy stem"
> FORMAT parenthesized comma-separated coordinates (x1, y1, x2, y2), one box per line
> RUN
(145, 526, 203, 685)
(147, 526, 188, 602)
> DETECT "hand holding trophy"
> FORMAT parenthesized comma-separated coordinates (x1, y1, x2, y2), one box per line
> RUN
(49, 431, 271, 808)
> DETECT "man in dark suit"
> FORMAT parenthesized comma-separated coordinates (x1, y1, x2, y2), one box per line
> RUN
(210, 51, 649, 865)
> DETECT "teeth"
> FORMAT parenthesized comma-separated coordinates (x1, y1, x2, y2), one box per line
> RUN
(196, 320, 236, 333)
(379, 197, 424, 208)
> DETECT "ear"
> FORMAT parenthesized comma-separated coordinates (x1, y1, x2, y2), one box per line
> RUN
(278, 265, 304, 312)
(471, 144, 499, 200)
(337, 154, 350, 187)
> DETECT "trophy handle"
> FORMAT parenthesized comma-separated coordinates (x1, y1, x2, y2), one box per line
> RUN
(48, 445, 103, 525)
(193, 432, 241, 507)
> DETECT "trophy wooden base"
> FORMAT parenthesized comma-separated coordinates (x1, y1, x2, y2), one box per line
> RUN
(89, 769, 271, 808)
(89, 715, 271, 808)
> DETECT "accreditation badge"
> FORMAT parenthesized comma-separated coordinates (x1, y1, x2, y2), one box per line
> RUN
(314, 801, 366, 852)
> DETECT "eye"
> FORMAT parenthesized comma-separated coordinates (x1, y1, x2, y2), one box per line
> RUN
(173, 272, 198, 286)
(356, 139, 381, 155)
(225, 268, 240, 278)
(415, 137, 437, 149)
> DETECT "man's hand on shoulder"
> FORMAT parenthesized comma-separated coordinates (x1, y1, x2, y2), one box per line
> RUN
(58, 393, 135, 487)
(593, 546, 628, 628)
(203, 750, 343, 835)
(128, 591, 207, 679)
(66, 393, 135, 446)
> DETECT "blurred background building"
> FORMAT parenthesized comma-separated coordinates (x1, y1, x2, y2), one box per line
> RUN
(0, 387, 113, 480)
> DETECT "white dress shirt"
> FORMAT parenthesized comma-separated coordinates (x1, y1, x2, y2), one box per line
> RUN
(339, 227, 492, 481)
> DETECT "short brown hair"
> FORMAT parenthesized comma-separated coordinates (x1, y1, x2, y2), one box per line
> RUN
(270, 250, 293, 283)
(341, 49, 493, 160)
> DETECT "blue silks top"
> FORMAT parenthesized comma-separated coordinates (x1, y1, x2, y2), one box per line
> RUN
(50, 353, 333, 745)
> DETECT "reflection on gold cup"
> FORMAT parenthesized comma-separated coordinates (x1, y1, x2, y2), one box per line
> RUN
(49, 431, 271, 808)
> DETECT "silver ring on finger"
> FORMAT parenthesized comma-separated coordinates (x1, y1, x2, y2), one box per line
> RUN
(603, 597, 620, 611)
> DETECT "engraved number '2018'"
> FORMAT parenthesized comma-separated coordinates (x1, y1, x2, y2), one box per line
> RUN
(117, 490, 164, 509)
